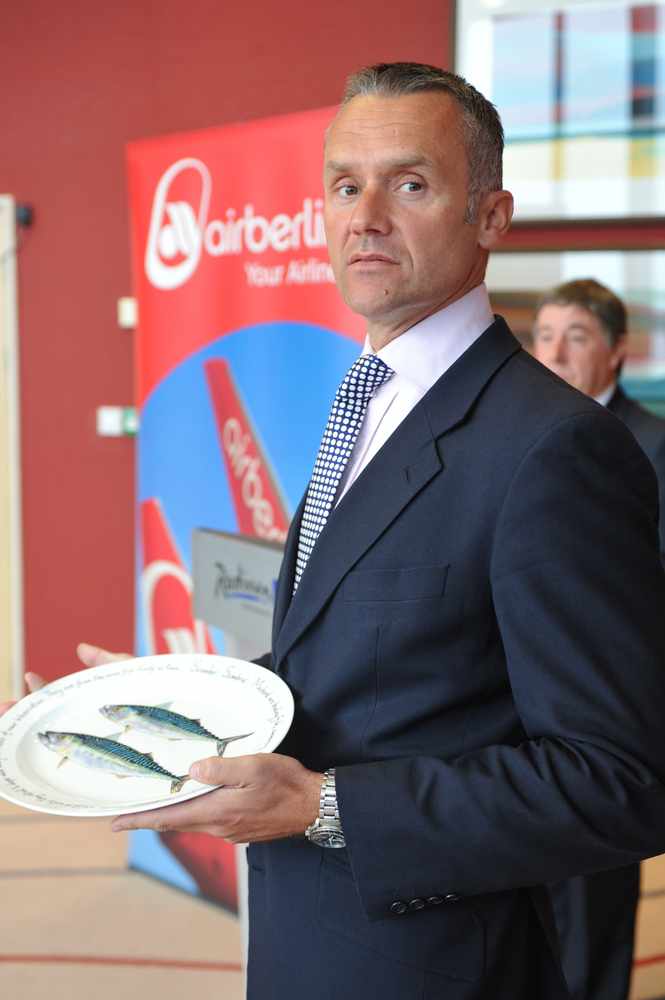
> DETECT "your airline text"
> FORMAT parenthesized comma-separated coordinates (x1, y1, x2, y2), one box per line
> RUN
(244, 258, 335, 288)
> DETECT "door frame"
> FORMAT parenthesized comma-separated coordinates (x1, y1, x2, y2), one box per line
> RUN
(0, 195, 24, 700)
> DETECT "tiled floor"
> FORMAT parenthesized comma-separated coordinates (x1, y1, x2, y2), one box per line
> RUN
(0, 798, 243, 1000)
(1, 796, 664, 998)
(631, 854, 665, 999)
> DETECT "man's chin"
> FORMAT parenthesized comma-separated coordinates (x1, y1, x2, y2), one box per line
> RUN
(338, 283, 402, 320)
(568, 379, 589, 395)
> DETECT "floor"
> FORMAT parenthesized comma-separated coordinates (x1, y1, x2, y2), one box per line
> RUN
(633, 854, 665, 999)
(1, 796, 664, 999)
(0, 797, 243, 1000)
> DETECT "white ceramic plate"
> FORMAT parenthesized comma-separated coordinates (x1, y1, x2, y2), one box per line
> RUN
(0, 654, 294, 817)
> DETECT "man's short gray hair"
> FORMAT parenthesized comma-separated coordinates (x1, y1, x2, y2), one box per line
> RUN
(342, 62, 504, 223)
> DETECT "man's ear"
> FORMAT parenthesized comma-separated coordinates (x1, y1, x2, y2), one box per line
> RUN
(477, 190, 514, 250)
(610, 335, 628, 373)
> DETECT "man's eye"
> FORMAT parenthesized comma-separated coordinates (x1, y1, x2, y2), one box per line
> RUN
(399, 181, 423, 193)
(338, 184, 357, 198)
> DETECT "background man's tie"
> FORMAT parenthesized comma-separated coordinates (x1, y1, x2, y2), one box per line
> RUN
(293, 353, 395, 592)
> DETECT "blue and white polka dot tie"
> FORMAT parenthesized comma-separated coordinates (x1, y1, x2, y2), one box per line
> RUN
(293, 354, 395, 592)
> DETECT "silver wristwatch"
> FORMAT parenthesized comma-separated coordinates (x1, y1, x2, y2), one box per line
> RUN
(304, 768, 346, 848)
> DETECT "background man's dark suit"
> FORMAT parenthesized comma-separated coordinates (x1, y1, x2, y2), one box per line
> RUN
(549, 384, 665, 1000)
(247, 318, 665, 1000)
(609, 385, 665, 551)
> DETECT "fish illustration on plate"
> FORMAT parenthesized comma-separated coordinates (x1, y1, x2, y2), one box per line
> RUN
(99, 703, 253, 756)
(38, 731, 190, 793)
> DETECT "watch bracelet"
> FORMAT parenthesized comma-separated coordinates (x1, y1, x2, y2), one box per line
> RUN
(320, 768, 340, 822)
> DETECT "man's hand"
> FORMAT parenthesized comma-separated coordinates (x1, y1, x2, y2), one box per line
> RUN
(111, 753, 323, 843)
(0, 643, 133, 718)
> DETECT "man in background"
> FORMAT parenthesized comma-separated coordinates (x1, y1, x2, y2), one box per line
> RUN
(533, 277, 665, 1000)
(534, 278, 665, 555)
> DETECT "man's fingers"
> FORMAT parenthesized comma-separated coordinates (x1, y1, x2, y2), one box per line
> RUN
(111, 790, 230, 833)
(189, 756, 231, 785)
(189, 754, 261, 786)
(77, 642, 133, 668)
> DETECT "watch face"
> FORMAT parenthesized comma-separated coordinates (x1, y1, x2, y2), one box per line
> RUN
(312, 829, 346, 849)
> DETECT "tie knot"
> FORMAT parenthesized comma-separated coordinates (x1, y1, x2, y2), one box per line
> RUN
(338, 354, 394, 401)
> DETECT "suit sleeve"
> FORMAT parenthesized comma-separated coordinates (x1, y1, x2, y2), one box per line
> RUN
(337, 410, 665, 920)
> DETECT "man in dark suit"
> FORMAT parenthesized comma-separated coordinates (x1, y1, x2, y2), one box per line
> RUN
(8, 64, 665, 999)
(533, 278, 665, 554)
(610, 389, 665, 535)
(533, 278, 665, 1000)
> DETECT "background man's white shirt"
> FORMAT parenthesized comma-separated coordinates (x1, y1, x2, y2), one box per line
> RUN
(595, 382, 617, 407)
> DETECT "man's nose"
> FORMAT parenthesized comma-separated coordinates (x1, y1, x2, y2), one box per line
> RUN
(349, 186, 391, 235)
(551, 336, 568, 362)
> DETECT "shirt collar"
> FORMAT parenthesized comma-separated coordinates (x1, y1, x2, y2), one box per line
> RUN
(594, 381, 618, 407)
(361, 284, 494, 393)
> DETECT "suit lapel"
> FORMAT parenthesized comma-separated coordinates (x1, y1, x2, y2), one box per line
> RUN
(275, 405, 440, 665)
(274, 317, 520, 666)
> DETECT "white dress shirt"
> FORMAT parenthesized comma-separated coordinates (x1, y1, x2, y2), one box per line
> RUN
(595, 382, 617, 407)
(336, 283, 495, 503)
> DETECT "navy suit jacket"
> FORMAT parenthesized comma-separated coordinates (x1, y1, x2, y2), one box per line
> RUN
(248, 318, 665, 1000)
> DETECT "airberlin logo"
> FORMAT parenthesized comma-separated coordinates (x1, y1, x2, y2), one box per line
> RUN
(145, 158, 326, 290)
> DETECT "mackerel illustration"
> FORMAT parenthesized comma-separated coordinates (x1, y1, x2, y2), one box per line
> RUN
(38, 731, 190, 793)
(99, 703, 253, 756)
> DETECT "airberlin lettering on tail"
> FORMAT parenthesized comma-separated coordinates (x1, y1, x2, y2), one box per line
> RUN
(145, 158, 326, 291)
(140, 498, 215, 655)
(204, 359, 290, 543)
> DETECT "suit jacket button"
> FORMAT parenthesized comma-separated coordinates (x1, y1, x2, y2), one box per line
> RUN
(408, 898, 426, 912)
(427, 895, 444, 906)
(444, 893, 461, 902)
(390, 901, 408, 915)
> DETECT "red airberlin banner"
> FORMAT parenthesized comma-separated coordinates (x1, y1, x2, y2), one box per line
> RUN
(127, 107, 364, 911)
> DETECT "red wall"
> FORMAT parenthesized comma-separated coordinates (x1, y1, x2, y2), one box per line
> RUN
(0, 1, 453, 681)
